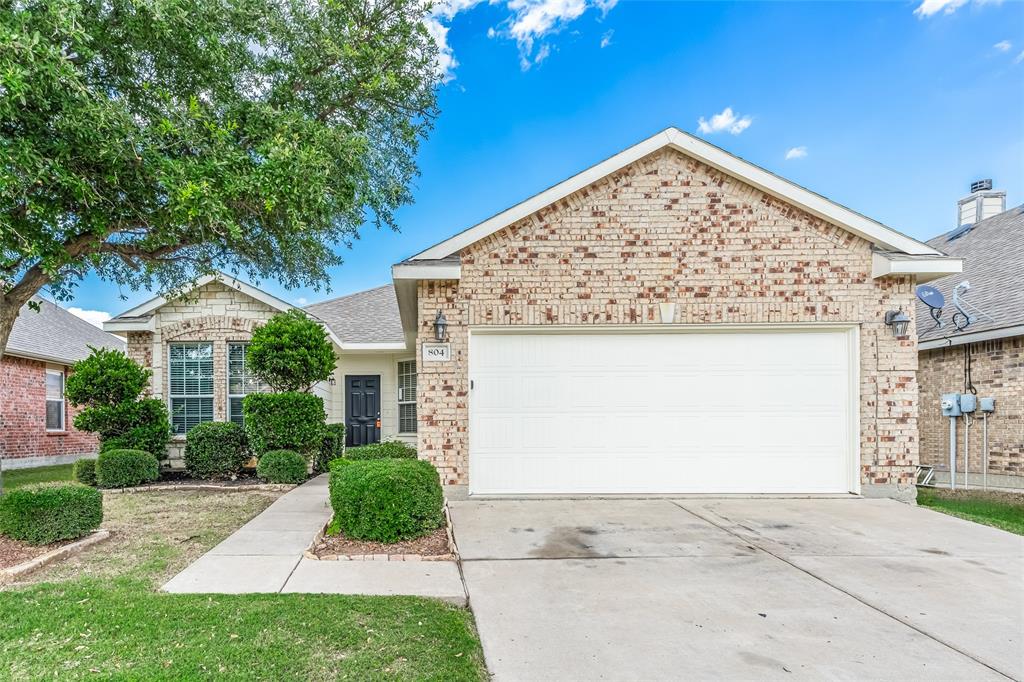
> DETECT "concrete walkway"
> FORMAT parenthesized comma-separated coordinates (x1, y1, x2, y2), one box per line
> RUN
(163, 475, 466, 604)
(452, 498, 1023, 681)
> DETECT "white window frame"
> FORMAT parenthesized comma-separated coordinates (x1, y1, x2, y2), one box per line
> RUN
(397, 358, 417, 434)
(168, 342, 215, 435)
(45, 368, 65, 432)
(227, 342, 264, 426)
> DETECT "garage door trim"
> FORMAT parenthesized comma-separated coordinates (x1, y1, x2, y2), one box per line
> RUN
(467, 324, 861, 496)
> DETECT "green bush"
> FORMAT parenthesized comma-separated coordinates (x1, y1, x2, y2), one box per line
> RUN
(329, 458, 443, 543)
(0, 484, 103, 545)
(183, 421, 249, 479)
(314, 423, 346, 474)
(72, 458, 97, 487)
(87, 399, 171, 458)
(247, 310, 335, 392)
(243, 392, 325, 455)
(96, 449, 160, 488)
(344, 440, 416, 461)
(65, 347, 150, 407)
(257, 450, 308, 484)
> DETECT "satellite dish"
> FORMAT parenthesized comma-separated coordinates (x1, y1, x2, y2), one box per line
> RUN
(916, 285, 945, 330)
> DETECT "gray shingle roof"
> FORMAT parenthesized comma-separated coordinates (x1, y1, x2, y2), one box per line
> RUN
(916, 205, 1024, 342)
(6, 298, 126, 364)
(303, 284, 405, 345)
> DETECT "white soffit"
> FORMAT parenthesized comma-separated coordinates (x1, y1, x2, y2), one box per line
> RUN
(409, 127, 944, 262)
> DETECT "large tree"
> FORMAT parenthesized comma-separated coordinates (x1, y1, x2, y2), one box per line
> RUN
(0, 0, 440, 357)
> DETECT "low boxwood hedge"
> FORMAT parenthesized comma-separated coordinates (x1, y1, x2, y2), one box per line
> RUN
(329, 458, 443, 543)
(72, 458, 98, 487)
(343, 441, 416, 461)
(183, 421, 249, 479)
(0, 484, 103, 545)
(243, 392, 325, 455)
(257, 450, 308, 484)
(96, 449, 160, 488)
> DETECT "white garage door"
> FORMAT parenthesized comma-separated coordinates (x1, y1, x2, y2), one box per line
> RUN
(469, 329, 856, 495)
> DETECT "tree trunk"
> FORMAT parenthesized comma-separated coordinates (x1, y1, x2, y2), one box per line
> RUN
(1, 287, 44, 495)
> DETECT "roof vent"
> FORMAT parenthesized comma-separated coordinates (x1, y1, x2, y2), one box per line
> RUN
(970, 179, 993, 193)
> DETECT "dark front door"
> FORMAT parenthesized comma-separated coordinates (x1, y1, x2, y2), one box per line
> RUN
(345, 375, 381, 447)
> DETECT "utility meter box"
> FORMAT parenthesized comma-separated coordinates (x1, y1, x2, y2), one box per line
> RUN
(959, 393, 978, 413)
(980, 397, 996, 413)
(941, 393, 961, 417)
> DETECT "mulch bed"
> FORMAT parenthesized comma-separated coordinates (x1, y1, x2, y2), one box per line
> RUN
(0, 535, 73, 571)
(925, 488, 1024, 505)
(311, 526, 451, 560)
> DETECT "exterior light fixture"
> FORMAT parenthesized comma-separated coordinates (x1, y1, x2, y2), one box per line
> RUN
(884, 309, 911, 338)
(433, 310, 448, 342)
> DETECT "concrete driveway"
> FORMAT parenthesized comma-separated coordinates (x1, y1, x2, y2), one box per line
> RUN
(449, 498, 1023, 681)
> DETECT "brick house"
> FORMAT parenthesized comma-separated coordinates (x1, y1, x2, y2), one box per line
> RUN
(0, 298, 126, 469)
(392, 128, 962, 500)
(916, 184, 1022, 490)
(106, 127, 964, 500)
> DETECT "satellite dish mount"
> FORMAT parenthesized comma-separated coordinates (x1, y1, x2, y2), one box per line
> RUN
(916, 285, 945, 331)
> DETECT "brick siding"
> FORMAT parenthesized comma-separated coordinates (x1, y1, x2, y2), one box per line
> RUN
(919, 337, 1023, 476)
(417, 148, 919, 491)
(0, 355, 99, 461)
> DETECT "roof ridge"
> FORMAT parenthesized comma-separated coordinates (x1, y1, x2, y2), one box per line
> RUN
(302, 283, 393, 309)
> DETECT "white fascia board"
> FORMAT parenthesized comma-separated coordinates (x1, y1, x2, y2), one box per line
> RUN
(2, 349, 75, 365)
(919, 324, 1024, 350)
(337, 342, 409, 352)
(103, 317, 157, 333)
(392, 263, 462, 280)
(410, 127, 941, 261)
(871, 253, 963, 281)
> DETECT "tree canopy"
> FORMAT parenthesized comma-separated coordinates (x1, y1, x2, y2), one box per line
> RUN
(0, 0, 440, 356)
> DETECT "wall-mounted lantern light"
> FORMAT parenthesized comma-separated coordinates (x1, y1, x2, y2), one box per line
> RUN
(433, 310, 448, 342)
(884, 309, 911, 338)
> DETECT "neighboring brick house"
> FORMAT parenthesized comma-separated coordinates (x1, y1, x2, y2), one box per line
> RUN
(916, 186, 1022, 490)
(392, 127, 962, 500)
(0, 298, 125, 469)
(104, 276, 415, 467)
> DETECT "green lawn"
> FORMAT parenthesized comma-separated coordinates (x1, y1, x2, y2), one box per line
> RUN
(917, 487, 1024, 536)
(2, 463, 74, 489)
(1, 488, 487, 680)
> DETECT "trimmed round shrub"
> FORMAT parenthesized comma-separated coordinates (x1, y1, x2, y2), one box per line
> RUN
(96, 449, 160, 488)
(78, 398, 172, 460)
(314, 423, 346, 474)
(329, 458, 443, 543)
(183, 421, 249, 479)
(247, 310, 335, 392)
(243, 392, 325, 455)
(0, 484, 103, 545)
(65, 347, 150, 407)
(257, 450, 309, 484)
(72, 458, 98, 487)
(344, 440, 416, 461)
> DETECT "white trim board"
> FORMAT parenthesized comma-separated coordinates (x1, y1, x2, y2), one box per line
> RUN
(919, 324, 1024, 350)
(871, 252, 963, 282)
(409, 127, 945, 263)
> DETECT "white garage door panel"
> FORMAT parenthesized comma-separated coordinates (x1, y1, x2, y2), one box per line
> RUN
(469, 330, 855, 495)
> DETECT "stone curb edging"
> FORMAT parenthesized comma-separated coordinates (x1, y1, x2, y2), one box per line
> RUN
(0, 530, 111, 585)
(305, 503, 458, 563)
(104, 483, 295, 494)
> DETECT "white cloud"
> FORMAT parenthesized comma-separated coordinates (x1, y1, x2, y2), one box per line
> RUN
(429, 0, 618, 77)
(697, 107, 753, 135)
(1015, 50, 1024, 64)
(785, 146, 808, 160)
(994, 40, 1012, 52)
(600, 29, 613, 48)
(296, 297, 308, 305)
(68, 307, 112, 328)
(914, 0, 1002, 17)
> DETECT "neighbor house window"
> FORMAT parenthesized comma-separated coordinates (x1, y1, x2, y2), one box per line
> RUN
(45, 369, 65, 431)
(169, 343, 214, 434)
(227, 343, 265, 426)
(398, 360, 417, 433)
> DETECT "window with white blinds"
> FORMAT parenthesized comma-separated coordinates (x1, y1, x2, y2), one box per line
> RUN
(227, 343, 265, 426)
(169, 343, 214, 434)
(397, 360, 417, 433)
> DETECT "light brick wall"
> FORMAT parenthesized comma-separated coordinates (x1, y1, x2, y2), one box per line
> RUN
(919, 337, 1023, 477)
(0, 356, 98, 461)
(417, 148, 919, 492)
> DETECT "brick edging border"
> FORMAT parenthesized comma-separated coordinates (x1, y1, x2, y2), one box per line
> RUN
(0, 529, 112, 585)
(304, 503, 458, 562)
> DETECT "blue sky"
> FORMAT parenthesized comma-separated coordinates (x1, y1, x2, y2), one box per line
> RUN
(63, 0, 1023, 326)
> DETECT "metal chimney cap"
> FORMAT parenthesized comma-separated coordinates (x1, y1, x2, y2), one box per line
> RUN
(970, 179, 993, 193)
